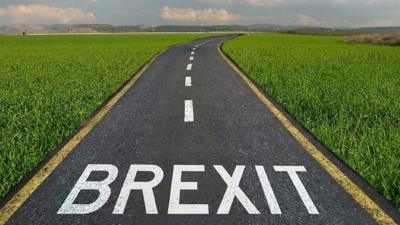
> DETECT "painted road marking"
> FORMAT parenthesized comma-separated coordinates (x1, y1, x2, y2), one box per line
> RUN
(255, 166, 282, 214)
(168, 165, 208, 214)
(193, 48, 196, 51)
(189, 56, 194, 61)
(57, 164, 119, 214)
(275, 166, 319, 214)
(58, 164, 316, 215)
(215, 165, 260, 214)
(191, 51, 195, 55)
(186, 64, 192, 71)
(113, 165, 163, 215)
(218, 46, 397, 224)
(0, 48, 169, 225)
(185, 77, 192, 87)
(184, 100, 194, 122)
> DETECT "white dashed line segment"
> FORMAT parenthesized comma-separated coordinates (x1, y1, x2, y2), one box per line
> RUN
(185, 77, 192, 87)
(189, 56, 194, 61)
(184, 100, 194, 122)
(186, 64, 192, 71)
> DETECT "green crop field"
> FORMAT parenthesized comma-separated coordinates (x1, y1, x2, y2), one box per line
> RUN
(0, 34, 209, 200)
(224, 33, 400, 208)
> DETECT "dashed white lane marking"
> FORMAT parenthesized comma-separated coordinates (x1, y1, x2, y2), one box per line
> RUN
(185, 77, 192, 87)
(186, 64, 192, 71)
(184, 100, 194, 122)
(193, 47, 196, 51)
(191, 51, 195, 55)
(189, 56, 194, 61)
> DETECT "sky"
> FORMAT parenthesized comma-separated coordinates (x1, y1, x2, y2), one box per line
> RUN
(0, 0, 400, 28)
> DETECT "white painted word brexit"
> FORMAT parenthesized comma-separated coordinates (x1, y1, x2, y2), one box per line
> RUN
(58, 164, 319, 215)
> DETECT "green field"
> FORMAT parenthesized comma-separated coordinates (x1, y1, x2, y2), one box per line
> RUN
(224, 33, 400, 208)
(0, 34, 208, 200)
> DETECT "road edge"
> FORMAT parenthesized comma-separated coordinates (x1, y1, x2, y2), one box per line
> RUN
(0, 45, 171, 225)
(218, 37, 399, 225)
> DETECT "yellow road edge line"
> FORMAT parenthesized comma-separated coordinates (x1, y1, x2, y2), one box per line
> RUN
(0, 48, 167, 225)
(218, 45, 396, 225)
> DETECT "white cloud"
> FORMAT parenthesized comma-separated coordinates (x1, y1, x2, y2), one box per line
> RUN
(296, 14, 321, 26)
(197, 0, 356, 7)
(0, 4, 95, 24)
(365, 0, 400, 5)
(161, 6, 242, 23)
(197, 0, 235, 4)
(245, 0, 283, 6)
(367, 0, 383, 5)
(160, 5, 334, 27)
(198, 0, 284, 6)
(331, 0, 349, 3)
(250, 14, 327, 26)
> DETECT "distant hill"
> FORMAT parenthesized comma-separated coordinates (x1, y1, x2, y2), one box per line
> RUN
(351, 27, 400, 33)
(1, 24, 399, 35)
(0, 24, 45, 34)
(0, 24, 260, 34)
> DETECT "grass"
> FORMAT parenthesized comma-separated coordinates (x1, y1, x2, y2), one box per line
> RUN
(346, 34, 400, 46)
(0, 34, 209, 201)
(223, 33, 400, 208)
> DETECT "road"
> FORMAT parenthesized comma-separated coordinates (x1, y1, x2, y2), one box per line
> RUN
(2, 36, 399, 224)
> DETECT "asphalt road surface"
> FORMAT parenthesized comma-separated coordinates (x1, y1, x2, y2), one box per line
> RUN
(3, 36, 400, 225)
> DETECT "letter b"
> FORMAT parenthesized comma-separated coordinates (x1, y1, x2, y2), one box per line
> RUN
(57, 164, 118, 214)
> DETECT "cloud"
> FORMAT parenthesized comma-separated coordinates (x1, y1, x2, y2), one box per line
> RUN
(195, 0, 371, 8)
(333, 0, 349, 3)
(161, 5, 332, 27)
(197, 0, 399, 7)
(249, 14, 328, 26)
(0, 4, 95, 24)
(161, 6, 242, 23)
(197, 0, 284, 6)
(296, 14, 321, 26)
(245, 0, 283, 6)
(197, 0, 235, 4)
(367, 0, 386, 5)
